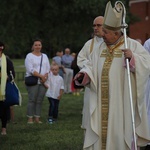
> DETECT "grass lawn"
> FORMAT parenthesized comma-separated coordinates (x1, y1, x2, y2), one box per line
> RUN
(0, 59, 84, 150)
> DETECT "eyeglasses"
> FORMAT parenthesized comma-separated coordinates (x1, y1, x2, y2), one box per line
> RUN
(93, 24, 102, 28)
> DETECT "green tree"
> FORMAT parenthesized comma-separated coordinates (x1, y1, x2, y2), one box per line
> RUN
(0, 0, 129, 58)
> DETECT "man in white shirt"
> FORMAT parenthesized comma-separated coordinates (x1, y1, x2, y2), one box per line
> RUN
(61, 48, 74, 93)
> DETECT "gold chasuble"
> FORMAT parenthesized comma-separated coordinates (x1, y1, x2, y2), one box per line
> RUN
(100, 38, 124, 149)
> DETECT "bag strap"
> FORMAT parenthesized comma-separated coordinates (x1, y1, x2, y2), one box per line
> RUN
(10, 71, 15, 83)
(39, 54, 43, 74)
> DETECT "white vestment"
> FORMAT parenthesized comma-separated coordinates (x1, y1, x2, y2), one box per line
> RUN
(77, 36, 103, 129)
(80, 37, 150, 150)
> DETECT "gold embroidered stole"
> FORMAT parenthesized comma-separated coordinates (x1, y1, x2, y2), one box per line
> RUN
(90, 38, 94, 53)
(100, 39, 124, 149)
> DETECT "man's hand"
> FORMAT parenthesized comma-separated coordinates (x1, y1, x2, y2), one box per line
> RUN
(122, 49, 132, 59)
(74, 72, 84, 84)
(74, 72, 90, 86)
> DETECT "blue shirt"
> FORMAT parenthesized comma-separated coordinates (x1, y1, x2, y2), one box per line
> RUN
(53, 56, 62, 66)
(61, 54, 74, 68)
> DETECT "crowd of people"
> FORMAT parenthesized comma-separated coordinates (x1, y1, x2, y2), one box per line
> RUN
(0, 38, 80, 135)
(24, 40, 81, 125)
(1, 1, 150, 150)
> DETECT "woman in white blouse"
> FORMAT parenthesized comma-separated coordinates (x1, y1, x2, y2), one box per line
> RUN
(25, 39, 50, 124)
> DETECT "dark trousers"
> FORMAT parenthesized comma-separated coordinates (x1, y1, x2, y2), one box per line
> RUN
(48, 97, 60, 120)
(0, 101, 10, 128)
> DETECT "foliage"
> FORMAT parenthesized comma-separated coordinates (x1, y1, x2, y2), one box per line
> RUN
(0, 0, 130, 58)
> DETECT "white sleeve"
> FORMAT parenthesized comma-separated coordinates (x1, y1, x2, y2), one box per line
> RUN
(60, 78, 64, 89)
(77, 40, 91, 69)
(44, 54, 51, 73)
(25, 53, 35, 74)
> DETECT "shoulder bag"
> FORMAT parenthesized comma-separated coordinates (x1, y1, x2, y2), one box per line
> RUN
(4, 71, 22, 106)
